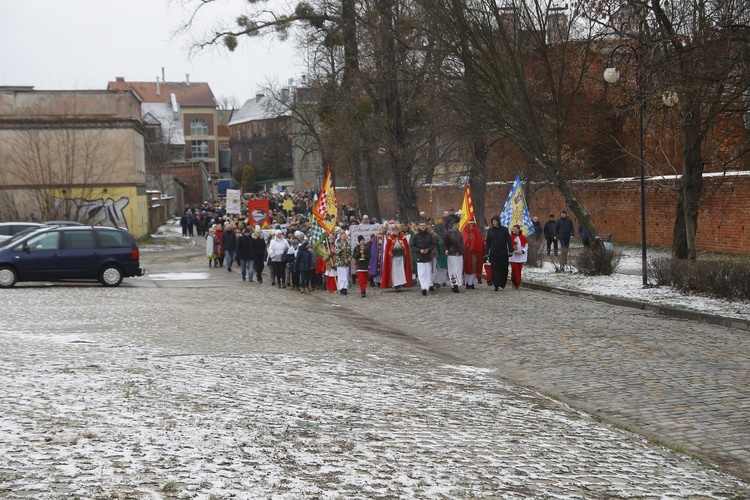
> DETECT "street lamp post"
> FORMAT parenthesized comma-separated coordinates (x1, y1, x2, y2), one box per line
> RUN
(604, 45, 649, 288)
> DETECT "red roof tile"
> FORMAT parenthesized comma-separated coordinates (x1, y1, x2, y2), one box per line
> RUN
(107, 80, 216, 107)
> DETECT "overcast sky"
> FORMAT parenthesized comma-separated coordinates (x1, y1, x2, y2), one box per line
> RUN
(0, 0, 301, 104)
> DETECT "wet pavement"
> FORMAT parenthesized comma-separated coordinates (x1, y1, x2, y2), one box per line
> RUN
(0, 239, 748, 498)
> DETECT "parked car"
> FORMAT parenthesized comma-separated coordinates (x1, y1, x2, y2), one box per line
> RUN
(0, 225, 145, 288)
(0, 222, 45, 245)
(43, 221, 85, 226)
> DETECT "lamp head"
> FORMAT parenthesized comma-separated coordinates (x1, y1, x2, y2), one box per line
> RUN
(603, 67, 620, 84)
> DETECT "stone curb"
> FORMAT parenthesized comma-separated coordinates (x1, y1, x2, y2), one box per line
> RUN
(524, 281, 750, 332)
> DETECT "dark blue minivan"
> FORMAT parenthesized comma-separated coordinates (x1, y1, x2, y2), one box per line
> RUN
(0, 225, 145, 287)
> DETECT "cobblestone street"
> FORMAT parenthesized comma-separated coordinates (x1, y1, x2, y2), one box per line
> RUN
(0, 242, 748, 498)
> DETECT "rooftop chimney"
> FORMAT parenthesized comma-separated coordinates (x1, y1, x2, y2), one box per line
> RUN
(185, 73, 190, 84)
(116, 76, 125, 82)
(256, 93, 264, 102)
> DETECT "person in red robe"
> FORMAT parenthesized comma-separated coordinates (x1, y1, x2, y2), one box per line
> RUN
(214, 225, 225, 268)
(462, 220, 485, 289)
(380, 225, 413, 290)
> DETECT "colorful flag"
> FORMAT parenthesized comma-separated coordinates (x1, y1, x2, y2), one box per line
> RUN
(459, 184, 475, 232)
(500, 176, 535, 236)
(248, 199, 270, 228)
(308, 219, 329, 257)
(313, 166, 338, 234)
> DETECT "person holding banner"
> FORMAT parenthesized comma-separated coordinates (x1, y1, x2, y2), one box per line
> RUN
(485, 216, 514, 291)
(509, 224, 529, 289)
(324, 234, 338, 292)
(353, 235, 371, 298)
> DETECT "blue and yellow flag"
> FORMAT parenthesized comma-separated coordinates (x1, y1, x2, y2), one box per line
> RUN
(500, 176, 534, 236)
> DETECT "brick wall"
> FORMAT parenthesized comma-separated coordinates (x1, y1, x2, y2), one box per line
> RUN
(337, 172, 750, 255)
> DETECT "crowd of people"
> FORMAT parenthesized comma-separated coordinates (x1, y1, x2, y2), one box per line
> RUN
(181, 193, 580, 298)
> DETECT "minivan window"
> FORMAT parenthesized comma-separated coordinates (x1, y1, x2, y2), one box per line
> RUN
(97, 230, 129, 248)
(16, 232, 60, 251)
(63, 230, 97, 250)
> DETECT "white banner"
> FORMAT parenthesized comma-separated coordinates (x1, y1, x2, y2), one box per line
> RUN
(225, 189, 241, 214)
(348, 224, 382, 249)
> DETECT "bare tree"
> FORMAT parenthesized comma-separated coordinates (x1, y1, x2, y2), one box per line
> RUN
(4, 124, 123, 222)
(144, 111, 184, 196)
(580, 0, 750, 258)
(420, 0, 605, 237)
(216, 95, 241, 110)
(180, 0, 453, 222)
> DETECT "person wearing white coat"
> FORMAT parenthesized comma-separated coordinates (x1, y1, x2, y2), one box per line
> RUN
(509, 224, 529, 290)
(267, 229, 290, 288)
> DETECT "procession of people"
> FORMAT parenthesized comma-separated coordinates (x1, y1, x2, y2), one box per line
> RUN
(186, 189, 549, 297)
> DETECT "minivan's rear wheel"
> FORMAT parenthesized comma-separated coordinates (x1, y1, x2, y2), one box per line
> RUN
(0, 266, 18, 288)
(99, 264, 123, 287)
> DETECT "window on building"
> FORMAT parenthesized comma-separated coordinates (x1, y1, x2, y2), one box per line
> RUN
(190, 118, 208, 136)
(191, 140, 209, 158)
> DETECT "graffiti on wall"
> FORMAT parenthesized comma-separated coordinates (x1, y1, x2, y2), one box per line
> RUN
(52, 196, 130, 228)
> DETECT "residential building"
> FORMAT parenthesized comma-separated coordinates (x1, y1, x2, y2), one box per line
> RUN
(229, 93, 294, 191)
(107, 76, 221, 201)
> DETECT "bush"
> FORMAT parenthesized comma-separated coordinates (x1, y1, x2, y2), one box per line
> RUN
(649, 257, 750, 301)
(575, 246, 622, 276)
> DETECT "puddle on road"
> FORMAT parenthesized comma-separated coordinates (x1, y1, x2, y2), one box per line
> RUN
(1, 332, 93, 344)
(147, 272, 210, 281)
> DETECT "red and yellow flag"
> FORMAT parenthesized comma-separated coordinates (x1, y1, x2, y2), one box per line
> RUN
(313, 166, 338, 234)
(459, 184, 475, 232)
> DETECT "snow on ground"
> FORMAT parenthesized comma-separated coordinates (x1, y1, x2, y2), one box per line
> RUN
(1, 220, 748, 498)
(524, 245, 750, 322)
(1, 345, 745, 498)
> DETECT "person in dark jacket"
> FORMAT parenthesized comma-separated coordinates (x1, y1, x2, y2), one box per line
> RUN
(411, 221, 436, 296)
(531, 217, 543, 242)
(543, 214, 558, 256)
(249, 229, 268, 283)
(554, 210, 576, 269)
(236, 228, 254, 281)
(294, 240, 314, 293)
(443, 209, 460, 233)
(221, 225, 238, 272)
(485, 215, 513, 291)
(180, 212, 190, 237)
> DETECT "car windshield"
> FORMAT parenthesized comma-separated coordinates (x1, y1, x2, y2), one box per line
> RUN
(0, 227, 43, 248)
